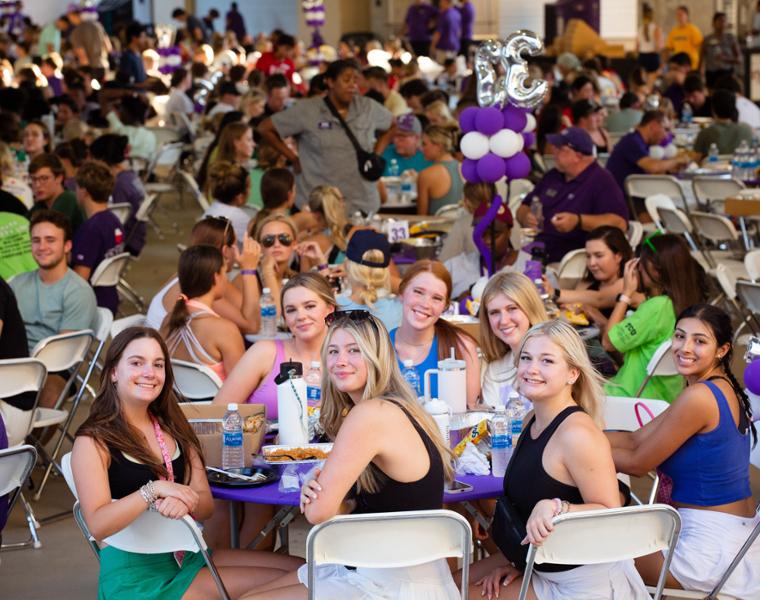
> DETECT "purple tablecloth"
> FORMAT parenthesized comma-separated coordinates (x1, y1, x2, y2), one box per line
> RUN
(211, 472, 503, 506)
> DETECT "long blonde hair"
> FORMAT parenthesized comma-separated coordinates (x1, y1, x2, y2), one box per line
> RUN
(319, 314, 455, 492)
(479, 272, 548, 363)
(308, 185, 348, 251)
(516, 320, 605, 428)
(345, 249, 391, 307)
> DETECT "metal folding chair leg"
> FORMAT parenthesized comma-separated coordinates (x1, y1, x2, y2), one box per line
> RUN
(1, 493, 42, 551)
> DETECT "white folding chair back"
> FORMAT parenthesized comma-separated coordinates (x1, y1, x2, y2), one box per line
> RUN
(31, 330, 95, 375)
(744, 249, 760, 282)
(715, 263, 738, 301)
(690, 211, 740, 244)
(737, 280, 760, 314)
(604, 396, 670, 432)
(518, 504, 681, 600)
(625, 175, 688, 212)
(434, 204, 461, 218)
(657, 205, 693, 235)
(306, 509, 472, 600)
(692, 176, 744, 208)
(555, 248, 587, 288)
(132, 193, 158, 224)
(179, 170, 210, 211)
(107, 202, 133, 225)
(171, 359, 223, 400)
(61, 452, 230, 598)
(111, 314, 148, 338)
(0, 445, 37, 498)
(0, 359, 47, 446)
(627, 220, 643, 248)
(644, 194, 676, 231)
(90, 253, 132, 288)
(636, 340, 678, 397)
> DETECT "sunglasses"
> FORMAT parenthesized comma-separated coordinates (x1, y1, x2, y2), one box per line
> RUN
(261, 233, 294, 248)
(324, 309, 376, 329)
(642, 230, 663, 254)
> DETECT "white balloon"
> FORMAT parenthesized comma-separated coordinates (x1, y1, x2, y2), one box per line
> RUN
(523, 113, 537, 133)
(664, 143, 678, 158)
(649, 145, 665, 159)
(489, 129, 524, 158)
(460, 131, 490, 160)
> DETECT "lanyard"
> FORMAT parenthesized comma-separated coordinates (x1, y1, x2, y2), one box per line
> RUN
(151, 417, 174, 483)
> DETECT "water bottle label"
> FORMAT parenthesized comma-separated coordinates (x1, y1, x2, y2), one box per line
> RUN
(261, 306, 276, 317)
(307, 386, 321, 401)
(492, 433, 511, 449)
(223, 431, 243, 447)
(510, 419, 523, 436)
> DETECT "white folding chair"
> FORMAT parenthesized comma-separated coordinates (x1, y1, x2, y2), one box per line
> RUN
(690, 211, 748, 271)
(627, 220, 644, 248)
(552, 248, 587, 289)
(61, 453, 231, 599)
(517, 504, 681, 600)
(179, 170, 210, 212)
(89, 252, 144, 313)
(692, 176, 744, 212)
(625, 174, 690, 217)
(0, 445, 39, 552)
(0, 358, 47, 447)
(735, 280, 760, 339)
(146, 126, 181, 147)
(306, 509, 472, 600)
(171, 359, 223, 401)
(106, 202, 133, 226)
(745, 249, 760, 282)
(111, 313, 148, 338)
(604, 395, 670, 504)
(636, 339, 679, 397)
(130, 192, 162, 242)
(33, 308, 113, 502)
(644, 194, 676, 232)
(434, 204, 461, 219)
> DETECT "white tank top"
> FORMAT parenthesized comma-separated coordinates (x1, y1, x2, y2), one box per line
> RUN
(638, 22, 658, 53)
(146, 276, 177, 329)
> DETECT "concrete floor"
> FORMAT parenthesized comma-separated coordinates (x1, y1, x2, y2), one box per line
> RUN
(2, 190, 760, 598)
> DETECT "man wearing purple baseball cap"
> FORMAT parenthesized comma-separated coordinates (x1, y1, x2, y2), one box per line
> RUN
(516, 127, 629, 263)
(381, 113, 433, 176)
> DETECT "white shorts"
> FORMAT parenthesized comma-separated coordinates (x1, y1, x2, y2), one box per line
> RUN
(296, 558, 460, 600)
(531, 560, 650, 600)
(663, 508, 760, 598)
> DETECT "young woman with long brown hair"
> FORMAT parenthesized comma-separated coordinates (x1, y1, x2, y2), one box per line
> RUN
(390, 260, 480, 407)
(71, 327, 302, 599)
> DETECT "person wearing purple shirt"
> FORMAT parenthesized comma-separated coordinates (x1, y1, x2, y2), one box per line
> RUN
(430, 0, 461, 61)
(663, 52, 692, 118)
(517, 128, 628, 264)
(226, 2, 246, 42)
(0, 413, 8, 540)
(71, 162, 125, 315)
(458, 0, 475, 60)
(605, 110, 689, 219)
(404, 0, 438, 57)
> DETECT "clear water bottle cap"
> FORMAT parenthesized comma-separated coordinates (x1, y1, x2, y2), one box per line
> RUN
(262, 287, 271, 294)
(310, 360, 321, 369)
(403, 359, 414, 368)
(495, 404, 506, 412)
(227, 403, 238, 410)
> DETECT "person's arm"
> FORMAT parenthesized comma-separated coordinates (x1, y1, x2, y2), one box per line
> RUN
(430, 30, 440, 53)
(215, 319, 246, 377)
(460, 334, 482, 409)
(213, 236, 262, 334)
(515, 202, 537, 228)
(601, 258, 639, 353)
(256, 118, 301, 173)
(259, 254, 283, 317)
(544, 276, 621, 309)
(73, 264, 92, 281)
(416, 166, 432, 215)
(212, 340, 275, 406)
(374, 124, 396, 156)
(550, 211, 627, 233)
(178, 446, 214, 520)
(636, 155, 688, 175)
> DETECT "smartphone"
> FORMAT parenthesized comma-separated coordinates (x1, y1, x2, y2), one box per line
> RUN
(446, 480, 474, 494)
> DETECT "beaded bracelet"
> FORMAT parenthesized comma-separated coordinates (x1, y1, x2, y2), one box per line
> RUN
(139, 480, 157, 507)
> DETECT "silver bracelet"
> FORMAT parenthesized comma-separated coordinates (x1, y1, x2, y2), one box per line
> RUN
(139, 480, 158, 507)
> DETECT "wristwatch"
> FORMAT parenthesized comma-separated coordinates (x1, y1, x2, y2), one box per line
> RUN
(616, 293, 631, 305)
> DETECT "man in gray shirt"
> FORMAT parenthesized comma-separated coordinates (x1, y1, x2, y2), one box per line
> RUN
(258, 59, 393, 215)
(10, 210, 97, 409)
(68, 8, 111, 75)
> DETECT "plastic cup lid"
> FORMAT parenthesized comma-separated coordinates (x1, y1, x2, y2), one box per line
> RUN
(424, 398, 449, 414)
(437, 357, 466, 370)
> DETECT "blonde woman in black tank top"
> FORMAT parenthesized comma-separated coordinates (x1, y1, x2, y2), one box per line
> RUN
(463, 321, 649, 600)
(241, 310, 459, 600)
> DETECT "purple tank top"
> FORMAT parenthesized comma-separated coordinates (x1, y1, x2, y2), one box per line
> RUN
(246, 339, 286, 420)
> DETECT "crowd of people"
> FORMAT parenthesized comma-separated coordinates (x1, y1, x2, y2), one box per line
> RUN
(0, 1, 758, 599)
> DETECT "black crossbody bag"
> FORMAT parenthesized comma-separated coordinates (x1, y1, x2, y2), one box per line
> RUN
(323, 97, 386, 181)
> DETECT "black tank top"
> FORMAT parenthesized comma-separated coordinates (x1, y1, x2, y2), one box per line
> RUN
(352, 400, 444, 514)
(504, 406, 585, 572)
(107, 443, 187, 499)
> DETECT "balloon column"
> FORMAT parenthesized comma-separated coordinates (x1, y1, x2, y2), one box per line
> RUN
(302, 0, 326, 48)
(463, 31, 547, 275)
(743, 338, 760, 423)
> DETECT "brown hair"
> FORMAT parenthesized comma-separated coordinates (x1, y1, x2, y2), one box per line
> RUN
(76, 327, 204, 481)
(207, 160, 248, 205)
(398, 260, 476, 361)
(261, 168, 295, 210)
(24, 120, 52, 153)
(423, 124, 458, 154)
(279, 272, 338, 315)
(30, 208, 73, 242)
(29, 152, 65, 179)
(216, 121, 251, 164)
(462, 181, 495, 214)
(584, 225, 633, 281)
(308, 185, 348, 251)
(190, 216, 236, 249)
(75, 160, 114, 203)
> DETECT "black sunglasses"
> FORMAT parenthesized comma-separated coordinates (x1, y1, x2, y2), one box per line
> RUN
(325, 309, 375, 328)
(261, 233, 294, 248)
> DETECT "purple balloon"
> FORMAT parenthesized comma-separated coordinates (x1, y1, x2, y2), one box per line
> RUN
(522, 131, 536, 148)
(475, 107, 504, 136)
(459, 106, 479, 134)
(502, 104, 528, 133)
(461, 158, 481, 183)
(504, 152, 531, 180)
(745, 359, 760, 395)
(476, 152, 506, 183)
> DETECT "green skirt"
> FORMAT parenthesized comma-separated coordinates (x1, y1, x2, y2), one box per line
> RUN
(98, 546, 207, 600)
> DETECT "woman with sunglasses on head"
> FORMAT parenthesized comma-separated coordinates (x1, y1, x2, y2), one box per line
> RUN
(464, 321, 649, 600)
(160, 245, 244, 381)
(607, 304, 759, 598)
(603, 234, 708, 402)
(71, 327, 303, 600)
(147, 216, 265, 335)
(208, 274, 336, 548)
(391, 260, 480, 408)
(202, 161, 256, 247)
(240, 310, 459, 600)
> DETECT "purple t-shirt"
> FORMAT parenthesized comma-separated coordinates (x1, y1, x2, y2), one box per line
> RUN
(112, 170, 147, 256)
(605, 130, 650, 191)
(458, 1, 475, 40)
(664, 84, 684, 117)
(71, 210, 125, 315)
(406, 4, 438, 42)
(436, 7, 462, 52)
(522, 162, 629, 263)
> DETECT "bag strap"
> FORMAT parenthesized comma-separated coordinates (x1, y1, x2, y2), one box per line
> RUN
(323, 96, 365, 154)
(634, 401, 656, 428)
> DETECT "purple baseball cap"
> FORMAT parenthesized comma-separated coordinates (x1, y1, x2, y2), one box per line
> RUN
(546, 127, 595, 156)
(395, 113, 422, 135)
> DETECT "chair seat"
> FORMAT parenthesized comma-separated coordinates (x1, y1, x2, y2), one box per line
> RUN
(33, 408, 68, 428)
(145, 182, 173, 193)
(695, 254, 748, 280)
(645, 586, 736, 599)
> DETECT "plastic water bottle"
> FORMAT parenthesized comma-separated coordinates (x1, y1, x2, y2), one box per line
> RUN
(530, 197, 544, 233)
(491, 405, 511, 478)
(534, 278, 559, 318)
(504, 391, 529, 449)
(305, 360, 322, 407)
(682, 102, 693, 125)
(387, 159, 401, 202)
(707, 143, 719, 164)
(402, 359, 421, 397)
(389, 158, 400, 177)
(222, 403, 244, 473)
(400, 171, 414, 202)
(260, 288, 277, 337)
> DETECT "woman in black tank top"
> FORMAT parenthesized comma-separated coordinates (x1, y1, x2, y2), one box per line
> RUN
(240, 310, 460, 599)
(465, 320, 648, 600)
